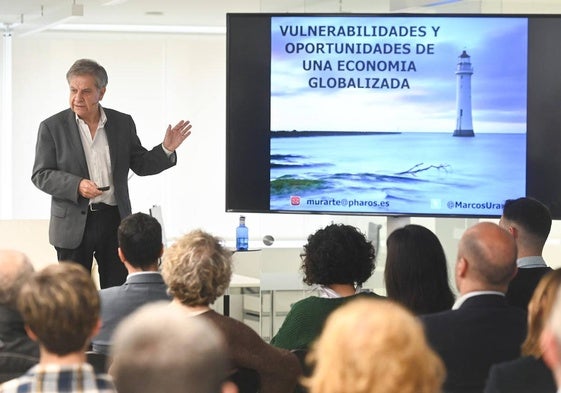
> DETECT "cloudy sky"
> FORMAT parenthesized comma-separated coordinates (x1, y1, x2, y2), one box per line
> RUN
(270, 16, 527, 133)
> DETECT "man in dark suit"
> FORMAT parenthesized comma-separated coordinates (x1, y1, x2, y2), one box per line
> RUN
(500, 197, 552, 310)
(420, 222, 527, 393)
(31, 59, 192, 288)
(91, 212, 171, 355)
(484, 355, 556, 393)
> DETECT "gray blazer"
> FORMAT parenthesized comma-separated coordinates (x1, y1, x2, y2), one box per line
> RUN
(92, 272, 171, 354)
(31, 108, 175, 248)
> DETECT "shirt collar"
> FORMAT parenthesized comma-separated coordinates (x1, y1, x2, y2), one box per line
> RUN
(127, 271, 161, 278)
(452, 290, 505, 310)
(74, 105, 107, 127)
(516, 256, 547, 268)
(316, 285, 363, 298)
(29, 362, 94, 373)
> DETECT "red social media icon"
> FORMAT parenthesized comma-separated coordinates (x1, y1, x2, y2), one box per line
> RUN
(290, 196, 301, 206)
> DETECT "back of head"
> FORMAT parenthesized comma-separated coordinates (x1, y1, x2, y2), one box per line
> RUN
(522, 269, 561, 357)
(0, 250, 34, 310)
(385, 225, 454, 314)
(161, 229, 232, 306)
(305, 298, 444, 393)
(457, 222, 517, 291)
(17, 262, 99, 355)
(501, 197, 551, 251)
(302, 223, 375, 287)
(111, 302, 229, 393)
(118, 212, 163, 269)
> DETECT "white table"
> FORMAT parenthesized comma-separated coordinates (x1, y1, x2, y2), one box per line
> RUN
(223, 273, 261, 316)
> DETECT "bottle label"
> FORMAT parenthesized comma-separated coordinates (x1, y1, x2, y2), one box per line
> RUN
(236, 237, 248, 251)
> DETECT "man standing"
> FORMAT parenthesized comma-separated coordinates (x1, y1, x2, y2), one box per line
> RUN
(92, 212, 171, 355)
(500, 197, 552, 309)
(0, 250, 39, 383)
(0, 263, 115, 393)
(420, 222, 527, 393)
(31, 59, 192, 288)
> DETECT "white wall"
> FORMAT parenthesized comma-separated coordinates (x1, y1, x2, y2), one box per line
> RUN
(3, 2, 561, 275)
(8, 31, 362, 245)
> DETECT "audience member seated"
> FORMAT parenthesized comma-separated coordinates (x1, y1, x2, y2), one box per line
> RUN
(0, 250, 39, 383)
(271, 223, 382, 350)
(384, 224, 455, 314)
(483, 269, 560, 393)
(420, 222, 527, 393)
(499, 197, 552, 310)
(110, 301, 237, 393)
(92, 212, 171, 355)
(161, 229, 301, 393)
(0, 263, 115, 393)
(303, 297, 445, 393)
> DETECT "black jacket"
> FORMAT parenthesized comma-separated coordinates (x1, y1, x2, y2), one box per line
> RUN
(0, 305, 39, 383)
(420, 294, 527, 393)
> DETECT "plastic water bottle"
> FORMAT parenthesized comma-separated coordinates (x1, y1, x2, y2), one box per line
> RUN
(236, 215, 249, 251)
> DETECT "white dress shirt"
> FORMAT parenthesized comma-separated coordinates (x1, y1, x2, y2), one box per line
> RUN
(76, 107, 116, 206)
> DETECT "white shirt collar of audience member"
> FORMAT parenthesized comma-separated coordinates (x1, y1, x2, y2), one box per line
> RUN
(452, 290, 505, 310)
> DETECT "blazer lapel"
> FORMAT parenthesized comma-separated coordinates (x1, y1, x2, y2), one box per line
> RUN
(104, 111, 118, 173)
(66, 110, 89, 177)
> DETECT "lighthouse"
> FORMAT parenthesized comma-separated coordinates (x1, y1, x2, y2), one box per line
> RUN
(453, 50, 474, 137)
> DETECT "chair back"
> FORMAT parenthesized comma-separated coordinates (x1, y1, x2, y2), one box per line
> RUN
(228, 367, 260, 393)
(0, 353, 39, 383)
(291, 349, 311, 393)
(86, 351, 109, 373)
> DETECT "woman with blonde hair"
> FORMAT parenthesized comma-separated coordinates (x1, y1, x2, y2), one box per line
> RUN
(304, 298, 444, 393)
(161, 229, 301, 393)
(484, 269, 561, 393)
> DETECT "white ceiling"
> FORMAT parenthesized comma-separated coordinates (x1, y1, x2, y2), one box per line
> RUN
(0, 0, 560, 36)
(0, 0, 258, 31)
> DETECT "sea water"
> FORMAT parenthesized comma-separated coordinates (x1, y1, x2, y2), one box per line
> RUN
(270, 132, 525, 216)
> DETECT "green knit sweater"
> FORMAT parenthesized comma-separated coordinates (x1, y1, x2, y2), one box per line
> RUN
(270, 292, 383, 350)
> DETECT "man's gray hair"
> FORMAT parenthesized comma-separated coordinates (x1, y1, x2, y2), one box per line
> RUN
(66, 59, 108, 89)
(0, 250, 34, 310)
(111, 302, 229, 393)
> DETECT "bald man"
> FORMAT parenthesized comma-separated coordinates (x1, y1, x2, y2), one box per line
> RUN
(0, 250, 39, 382)
(420, 222, 527, 393)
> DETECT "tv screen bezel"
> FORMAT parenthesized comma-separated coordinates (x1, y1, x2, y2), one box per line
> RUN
(226, 12, 561, 219)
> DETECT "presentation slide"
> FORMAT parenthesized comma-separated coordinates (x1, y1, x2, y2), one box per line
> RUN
(269, 16, 527, 216)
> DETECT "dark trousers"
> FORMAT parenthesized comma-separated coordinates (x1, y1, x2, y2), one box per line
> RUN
(55, 204, 127, 289)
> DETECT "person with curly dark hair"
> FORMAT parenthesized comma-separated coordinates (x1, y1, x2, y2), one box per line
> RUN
(270, 223, 382, 350)
(384, 224, 455, 315)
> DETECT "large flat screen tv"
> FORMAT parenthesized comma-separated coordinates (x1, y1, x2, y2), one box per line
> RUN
(226, 13, 561, 219)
